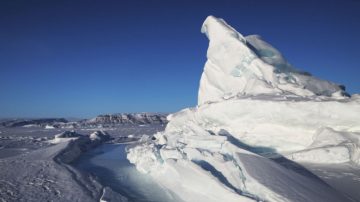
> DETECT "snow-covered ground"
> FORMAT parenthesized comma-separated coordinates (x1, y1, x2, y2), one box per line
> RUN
(127, 16, 360, 202)
(0, 124, 166, 201)
(0, 132, 104, 201)
(304, 163, 360, 201)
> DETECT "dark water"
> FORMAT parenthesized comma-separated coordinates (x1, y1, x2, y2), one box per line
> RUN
(73, 143, 176, 202)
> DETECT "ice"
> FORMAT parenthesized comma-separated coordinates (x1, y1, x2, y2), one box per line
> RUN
(89, 130, 111, 141)
(48, 130, 83, 144)
(45, 125, 55, 129)
(198, 16, 346, 105)
(287, 128, 360, 164)
(0, 130, 105, 201)
(0, 124, 167, 201)
(100, 187, 128, 202)
(127, 16, 360, 201)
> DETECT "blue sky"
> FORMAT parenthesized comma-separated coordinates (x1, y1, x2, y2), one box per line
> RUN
(0, 0, 359, 118)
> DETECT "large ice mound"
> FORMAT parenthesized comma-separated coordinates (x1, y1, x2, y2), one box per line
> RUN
(127, 16, 360, 202)
(199, 16, 348, 105)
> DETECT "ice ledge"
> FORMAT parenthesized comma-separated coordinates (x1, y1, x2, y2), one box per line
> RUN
(198, 16, 347, 105)
(201, 15, 246, 43)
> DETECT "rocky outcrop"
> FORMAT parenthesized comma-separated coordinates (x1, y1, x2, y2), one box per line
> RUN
(0, 118, 68, 127)
(83, 113, 168, 126)
(1, 113, 168, 129)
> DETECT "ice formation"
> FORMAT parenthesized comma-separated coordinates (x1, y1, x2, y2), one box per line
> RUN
(127, 16, 360, 202)
(198, 16, 347, 105)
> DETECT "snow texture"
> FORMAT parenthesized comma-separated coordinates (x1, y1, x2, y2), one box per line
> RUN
(127, 16, 360, 201)
(199, 16, 347, 105)
(0, 124, 166, 201)
(0, 131, 111, 202)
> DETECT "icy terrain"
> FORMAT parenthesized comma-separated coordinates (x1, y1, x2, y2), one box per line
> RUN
(74, 144, 181, 202)
(127, 16, 360, 201)
(0, 124, 166, 201)
(0, 130, 110, 201)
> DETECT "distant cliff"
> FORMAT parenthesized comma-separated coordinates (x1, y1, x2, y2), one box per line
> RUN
(85, 113, 168, 125)
(0, 113, 168, 128)
(0, 118, 68, 127)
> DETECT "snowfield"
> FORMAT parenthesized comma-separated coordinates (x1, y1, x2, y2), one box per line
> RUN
(0, 124, 166, 201)
(0, 131, 108, 202)
(127, 16, 360, 201)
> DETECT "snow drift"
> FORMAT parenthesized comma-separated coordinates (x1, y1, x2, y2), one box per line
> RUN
(127, 16, 360, 202)
(51, 130, 111, 163)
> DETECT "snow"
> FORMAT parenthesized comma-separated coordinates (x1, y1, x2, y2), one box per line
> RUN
(0, 131, 104, 202)
(99, 187, 128, 202)
(22, 124, 38, 128)
(48, 131, 83, 144)
(303, 163, 360, 201)
(45, 125, 55, 129)
(286, 128, 360, 164)
(198, 16, 346, 105)
(55, 130, 83, 139)
(0, 124, 166, 201)
(48, 137, 77, 144)
(127, 15, 360, 201)
(89, 130, 110, 141)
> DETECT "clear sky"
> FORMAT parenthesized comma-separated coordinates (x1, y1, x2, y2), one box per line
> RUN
(1, 0, 359, 118)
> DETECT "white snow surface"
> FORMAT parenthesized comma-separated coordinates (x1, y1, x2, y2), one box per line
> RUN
(127, 16, 360, 202)
(198, 16, 346, 105)
(45, 125, 55, 129)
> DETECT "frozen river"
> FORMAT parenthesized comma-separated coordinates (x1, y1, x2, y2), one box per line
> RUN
(73, 143, 179, 202)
